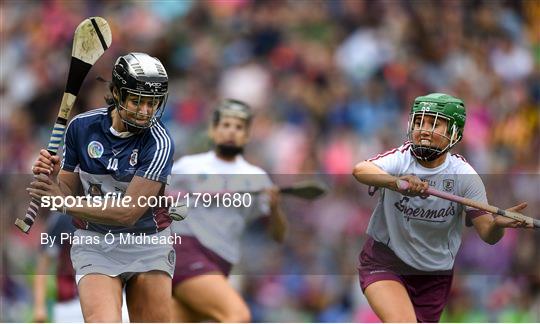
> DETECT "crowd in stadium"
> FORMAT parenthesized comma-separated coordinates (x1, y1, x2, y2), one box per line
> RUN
(1, 0, 539, 322)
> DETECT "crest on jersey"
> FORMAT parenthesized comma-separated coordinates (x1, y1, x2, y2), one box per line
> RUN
(443, 179, 454, 192)
(168, 250, 175, 266)
(87, 141, 104, 159)
(129, 149, 138, 166)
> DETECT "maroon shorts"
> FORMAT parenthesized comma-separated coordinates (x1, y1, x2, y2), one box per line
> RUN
(172, 236, 232, 286)
(358, 237, 453, 323)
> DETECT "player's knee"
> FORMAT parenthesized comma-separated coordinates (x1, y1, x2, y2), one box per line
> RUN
(83, 312, 122, 323)
(81, 302, 122, 322)
(220, 304, 251, 323)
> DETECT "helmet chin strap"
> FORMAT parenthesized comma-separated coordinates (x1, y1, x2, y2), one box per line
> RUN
(411, 136, 458, 161)
(124, 121, 145, 134)
(411, 145, 446, 161)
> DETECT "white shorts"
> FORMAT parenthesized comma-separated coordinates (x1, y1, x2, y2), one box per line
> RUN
(71, 227, 175, 285)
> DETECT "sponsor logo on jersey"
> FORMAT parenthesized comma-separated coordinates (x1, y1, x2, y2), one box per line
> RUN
(394, 196, 455, 222)
(129, 149, 138, 166)
(443, 179, 454, 192)
(87, 141, 104, 158)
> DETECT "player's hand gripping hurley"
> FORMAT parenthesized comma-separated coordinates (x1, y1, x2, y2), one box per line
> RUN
(15, 17, 112, 233)
(396, 179, 540, 229)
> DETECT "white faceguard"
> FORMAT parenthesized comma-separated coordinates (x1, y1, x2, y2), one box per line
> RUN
(407, 111, 460, 161)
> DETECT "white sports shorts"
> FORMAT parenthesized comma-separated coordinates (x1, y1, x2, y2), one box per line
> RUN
(70, 227, 175, 285)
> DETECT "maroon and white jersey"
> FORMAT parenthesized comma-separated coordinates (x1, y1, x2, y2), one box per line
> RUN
(170, 151, 272, 264)
(366, 142, 487, 271)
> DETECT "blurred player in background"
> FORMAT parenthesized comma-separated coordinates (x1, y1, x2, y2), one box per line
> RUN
(33, 212, 80, 323)
(352, 93, 532, 322)
(169, 99, 287, 322)
(33, 212, 130, 322)
(28, 52, 175, 322)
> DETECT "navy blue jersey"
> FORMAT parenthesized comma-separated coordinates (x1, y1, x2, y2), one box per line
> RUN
(61, 107, 174, 234)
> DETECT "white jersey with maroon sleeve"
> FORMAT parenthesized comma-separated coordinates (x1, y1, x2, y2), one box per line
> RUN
(366, 142, 488, 271)
(170, 151, 272, 264)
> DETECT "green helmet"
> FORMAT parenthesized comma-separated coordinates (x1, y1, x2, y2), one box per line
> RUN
(407, 93, 466, 161)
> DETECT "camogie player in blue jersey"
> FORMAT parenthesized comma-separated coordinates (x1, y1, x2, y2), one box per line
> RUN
(28, 52, 175, 322)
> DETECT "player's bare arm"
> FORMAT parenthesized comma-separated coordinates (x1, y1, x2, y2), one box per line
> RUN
(352, 161, 397, 189)
(471, 202, 529, 245)
(56, 170, 84, 197)
(68, 176, 164, 226)
(28, 174, 164, 227)
(353, 161, 428, 196)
